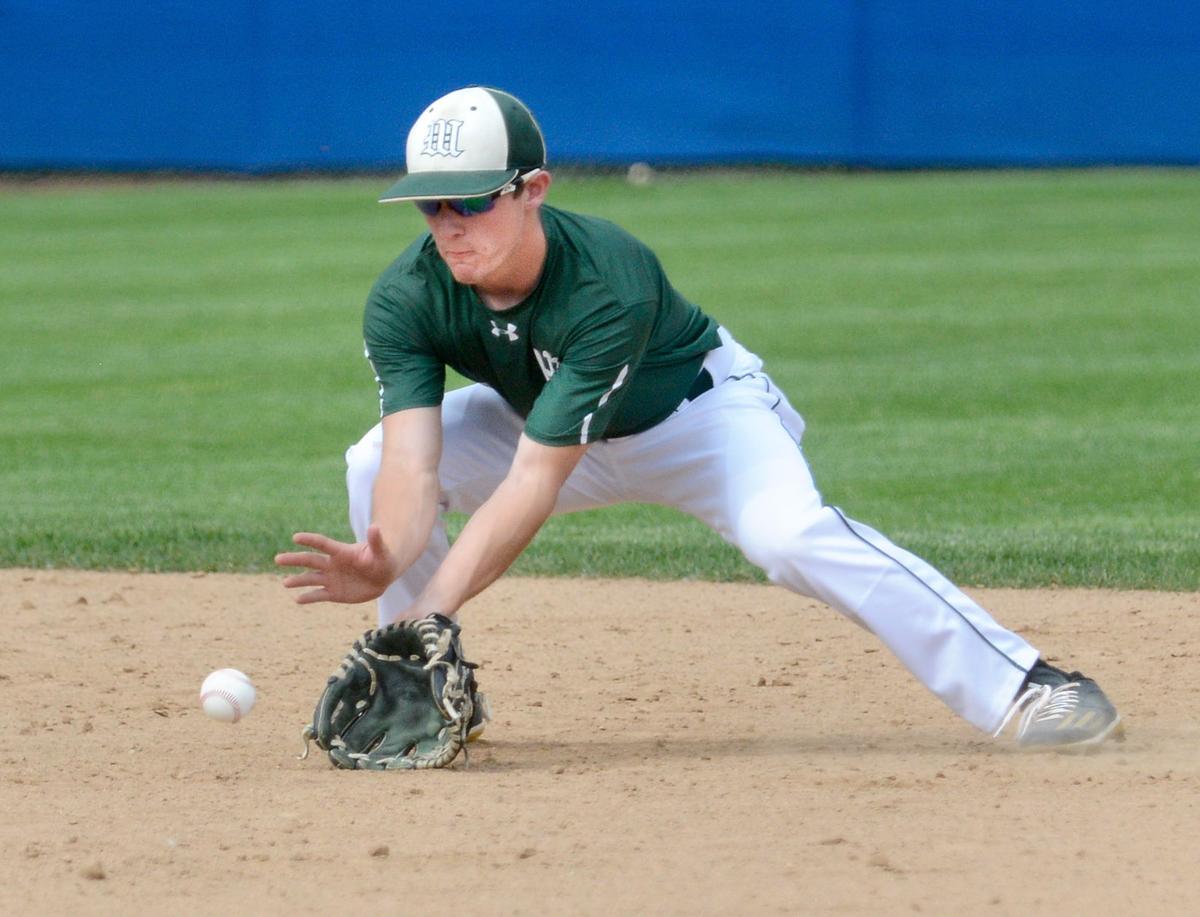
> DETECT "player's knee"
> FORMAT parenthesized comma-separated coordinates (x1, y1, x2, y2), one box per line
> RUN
(344, 435, 382, 503)
(735, 498, 823, 580)
(736, 493, 854, 589)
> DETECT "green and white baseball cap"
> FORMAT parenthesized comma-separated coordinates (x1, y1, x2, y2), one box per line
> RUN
(379, 87, 547, 203)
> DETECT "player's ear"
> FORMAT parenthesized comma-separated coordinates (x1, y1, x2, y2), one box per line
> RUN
(521, 170, 551, 208)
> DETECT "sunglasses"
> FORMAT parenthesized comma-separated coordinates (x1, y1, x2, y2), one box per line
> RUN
(414, 169, 543, 218)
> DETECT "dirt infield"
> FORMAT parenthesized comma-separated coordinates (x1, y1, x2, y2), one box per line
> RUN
(3, 570, 1197, 915)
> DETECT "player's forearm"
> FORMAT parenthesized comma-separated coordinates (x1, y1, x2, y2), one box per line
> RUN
(409, 471, 557, 616)
(370, 465, 441, 580)
(367, 406, 445, 585)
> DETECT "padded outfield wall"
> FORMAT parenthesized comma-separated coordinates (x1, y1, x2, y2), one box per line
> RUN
(1, 1, 1198, 171)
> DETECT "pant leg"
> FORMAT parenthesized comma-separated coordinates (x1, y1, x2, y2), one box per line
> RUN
(346, 383, 625, 625)
(606, 338, 1038, 734)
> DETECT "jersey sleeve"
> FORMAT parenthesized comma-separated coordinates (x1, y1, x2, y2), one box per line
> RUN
(362, 277, 446, 417)
(524, 297, 657, 446)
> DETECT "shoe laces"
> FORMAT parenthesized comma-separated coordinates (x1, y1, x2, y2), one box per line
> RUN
(992, 679, 1082, 739)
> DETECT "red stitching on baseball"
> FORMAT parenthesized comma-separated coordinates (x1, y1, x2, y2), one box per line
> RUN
(201, 689, 243, 722)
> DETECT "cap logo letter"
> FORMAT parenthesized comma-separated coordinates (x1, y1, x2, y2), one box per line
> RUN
(421, 119, 465, 158)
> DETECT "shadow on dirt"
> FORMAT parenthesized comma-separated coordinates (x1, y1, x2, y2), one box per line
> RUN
(462, 730, 1014, 772)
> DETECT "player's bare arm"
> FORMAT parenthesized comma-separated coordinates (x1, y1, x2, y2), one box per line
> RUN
(275, 407, 442, 604)
(403, 434, 589, 619)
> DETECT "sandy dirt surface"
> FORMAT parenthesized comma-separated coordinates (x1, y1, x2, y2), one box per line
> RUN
(2, 569, 1197, 915)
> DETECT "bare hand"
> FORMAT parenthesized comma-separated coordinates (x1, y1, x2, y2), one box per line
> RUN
(274, 525, 396, 605)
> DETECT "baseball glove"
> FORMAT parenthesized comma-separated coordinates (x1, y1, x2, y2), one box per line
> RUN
(299, 613, 483, 770)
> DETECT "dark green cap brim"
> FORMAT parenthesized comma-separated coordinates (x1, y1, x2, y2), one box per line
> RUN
(378, 169, 520, 203)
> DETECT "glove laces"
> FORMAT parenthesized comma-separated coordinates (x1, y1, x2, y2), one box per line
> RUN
(298, 614, 477, 768)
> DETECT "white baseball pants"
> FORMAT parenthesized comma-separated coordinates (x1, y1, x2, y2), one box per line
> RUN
(345, 329, 1038, 733)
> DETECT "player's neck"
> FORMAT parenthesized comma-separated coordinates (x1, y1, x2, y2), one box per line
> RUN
(474, 218, 548, 312)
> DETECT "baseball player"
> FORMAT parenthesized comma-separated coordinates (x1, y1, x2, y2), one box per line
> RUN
(276, 86, 1122, 763)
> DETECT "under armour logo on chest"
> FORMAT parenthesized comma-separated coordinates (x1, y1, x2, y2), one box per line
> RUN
(421, 120, 465, 157)
(490, 320, 519, 342)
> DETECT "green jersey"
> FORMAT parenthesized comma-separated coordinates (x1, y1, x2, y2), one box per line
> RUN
(362, 205, 720, 446)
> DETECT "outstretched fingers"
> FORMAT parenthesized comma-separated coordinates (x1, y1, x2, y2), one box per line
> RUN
(291, 531, 346, 555)
(274, 527, 392, 605)
(274, 549, 329, 571)
(280, 571, 327, 590)
(295, 587, 335, 606)
(275, 531, 352, 570)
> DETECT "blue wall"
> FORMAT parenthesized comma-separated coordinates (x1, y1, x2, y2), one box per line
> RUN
(2, 1, 1197, 170)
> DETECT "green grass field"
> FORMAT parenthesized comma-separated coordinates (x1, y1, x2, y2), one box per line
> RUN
(2, 169, 1197, 588)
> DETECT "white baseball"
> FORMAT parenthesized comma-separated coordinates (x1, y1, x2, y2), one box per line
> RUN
(200, 668, 256, 723)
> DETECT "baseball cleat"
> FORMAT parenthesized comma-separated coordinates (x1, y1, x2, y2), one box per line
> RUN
(994, 661, 1123, 751)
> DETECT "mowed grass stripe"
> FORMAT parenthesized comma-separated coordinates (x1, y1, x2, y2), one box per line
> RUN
(1, 170, 1196, 588)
